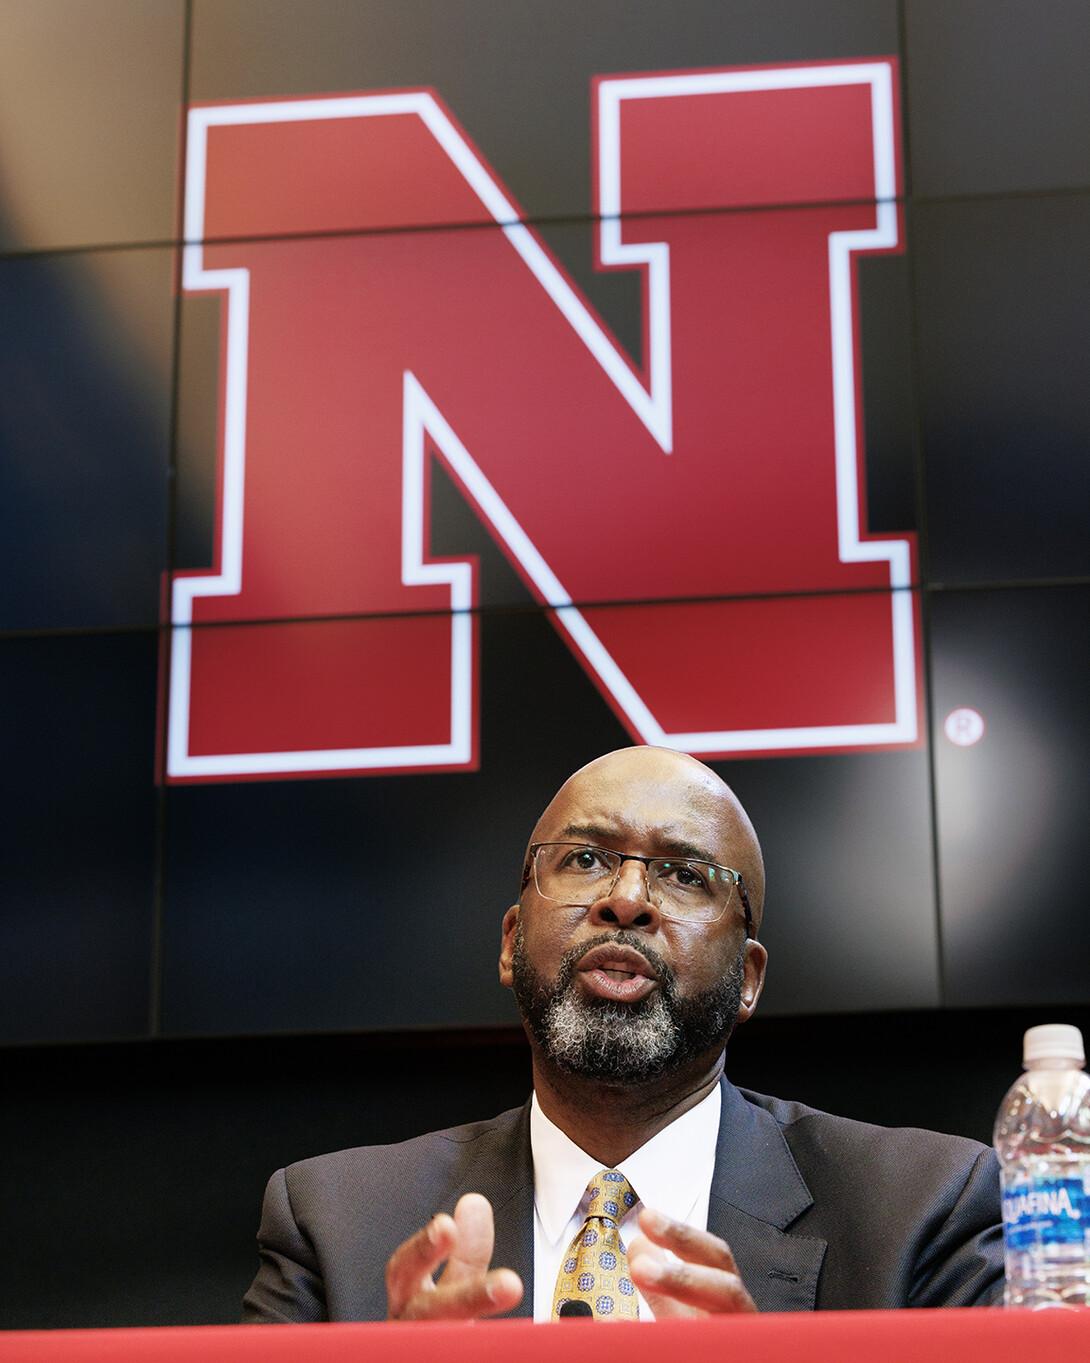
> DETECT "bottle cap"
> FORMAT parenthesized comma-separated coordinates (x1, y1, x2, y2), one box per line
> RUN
(1023, 1023, 1085, 1065)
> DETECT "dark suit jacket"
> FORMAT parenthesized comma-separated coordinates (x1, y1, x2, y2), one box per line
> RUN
(241, 1080, 1004, 1321)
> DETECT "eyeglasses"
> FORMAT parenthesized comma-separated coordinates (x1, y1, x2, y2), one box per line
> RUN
(528, 842, 754, 935)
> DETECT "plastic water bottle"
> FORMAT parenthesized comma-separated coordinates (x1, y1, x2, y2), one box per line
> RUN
(994, 1023, 1090, 1308)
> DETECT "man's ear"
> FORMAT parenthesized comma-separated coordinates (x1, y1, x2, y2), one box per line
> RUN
(735, 939, 767, 1025)
(498, 905, 519, 988)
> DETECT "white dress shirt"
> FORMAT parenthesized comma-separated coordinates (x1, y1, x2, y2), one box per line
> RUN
(529, 1084, 721, 1321)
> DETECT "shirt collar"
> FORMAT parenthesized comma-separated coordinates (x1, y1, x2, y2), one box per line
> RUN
(530, 1083, 721, 1246)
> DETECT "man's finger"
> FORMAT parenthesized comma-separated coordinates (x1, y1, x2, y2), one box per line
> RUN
(629, 1208, 757, 1317)
(629, 1248, 755, 1316)
(625, 1234, 695, 1319)
(441, 1193, 496, 1286)
(399, 1268, 524, 1322)
(636, 1206, 741, 1272)
(385, 1214, 457, 1318)
(385, 1202, 524, 1321)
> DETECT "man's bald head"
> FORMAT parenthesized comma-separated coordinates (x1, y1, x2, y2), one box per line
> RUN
(527, 746, 765, 934)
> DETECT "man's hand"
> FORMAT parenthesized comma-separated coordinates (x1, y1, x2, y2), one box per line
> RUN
(385, 1192, 524, 1321)
(627, 1206, 757, 1317)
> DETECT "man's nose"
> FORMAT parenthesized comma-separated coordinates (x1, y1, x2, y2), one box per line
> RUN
(588, 859, 660, 929)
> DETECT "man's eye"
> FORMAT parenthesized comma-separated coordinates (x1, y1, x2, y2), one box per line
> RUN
(565, 847, 609, 872)
(660, 860, 709, 892)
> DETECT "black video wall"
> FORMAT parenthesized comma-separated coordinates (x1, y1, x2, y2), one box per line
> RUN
(2, 0, 1089, 1049)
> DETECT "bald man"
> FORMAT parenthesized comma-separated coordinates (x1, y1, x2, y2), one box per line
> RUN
(242, 748, 1004, 1322)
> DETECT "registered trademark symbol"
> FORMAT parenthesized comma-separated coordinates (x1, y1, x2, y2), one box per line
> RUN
(943, 707, 985, 747)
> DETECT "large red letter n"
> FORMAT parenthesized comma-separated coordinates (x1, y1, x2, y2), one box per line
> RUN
(166, 61, 919, 781)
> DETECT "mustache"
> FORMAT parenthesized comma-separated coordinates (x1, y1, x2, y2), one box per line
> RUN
(557, 931, 676, 997)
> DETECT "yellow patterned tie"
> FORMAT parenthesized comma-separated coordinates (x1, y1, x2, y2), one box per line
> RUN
(552, 1169, 640, 1320)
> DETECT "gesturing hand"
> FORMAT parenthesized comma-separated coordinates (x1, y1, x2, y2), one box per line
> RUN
(385, 1193, 524, 1321)
(627, 1206, 757, 1317)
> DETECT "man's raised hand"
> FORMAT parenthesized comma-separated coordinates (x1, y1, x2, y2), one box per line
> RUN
(627, 1206, 757, 1317)
(385, 1193, 523, 1321)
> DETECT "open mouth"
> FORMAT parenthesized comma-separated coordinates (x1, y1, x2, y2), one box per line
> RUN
(575, 942, 659, 1003)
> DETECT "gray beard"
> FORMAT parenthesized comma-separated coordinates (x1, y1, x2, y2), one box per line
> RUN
(511, 925, 745, 1085)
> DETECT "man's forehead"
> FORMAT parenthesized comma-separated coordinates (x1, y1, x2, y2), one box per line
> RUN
(535, 748, 737, 853)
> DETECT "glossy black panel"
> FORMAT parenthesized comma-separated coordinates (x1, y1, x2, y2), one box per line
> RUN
(0, 632, 158, 1044)
(931, 585, 1090, 1006)
(914, 192, 1090, 585)
(715, 751, 939, 1016)
(905, 0, 1090, 197)
(0, 0, 183, 252)
(190, 0, 899, 224)
(0, 248, 173, 631)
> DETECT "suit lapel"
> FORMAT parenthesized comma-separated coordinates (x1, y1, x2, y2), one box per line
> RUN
(708, 1080, 826, 1311)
